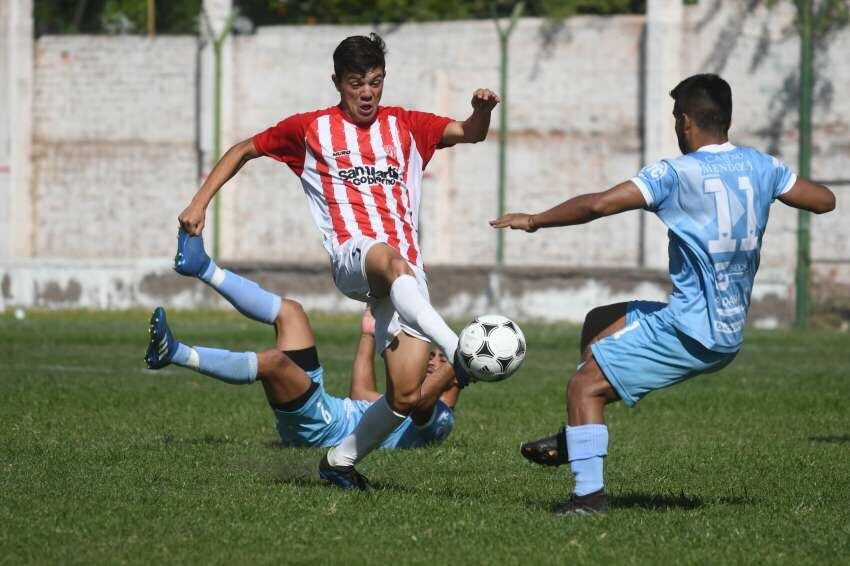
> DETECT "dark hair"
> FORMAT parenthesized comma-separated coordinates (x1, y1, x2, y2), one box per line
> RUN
(669, 74, 732, 135)
(333, 33, 387, 79)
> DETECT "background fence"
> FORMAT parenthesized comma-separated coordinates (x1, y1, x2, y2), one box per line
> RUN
(1, 0, 848, 325)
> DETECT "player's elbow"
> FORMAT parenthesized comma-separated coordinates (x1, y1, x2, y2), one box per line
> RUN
(815, 189, 836, 214)
(587, 196, 615, 218)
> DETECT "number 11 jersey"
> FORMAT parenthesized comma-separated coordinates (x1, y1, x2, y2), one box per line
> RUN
(631, 142, 796, 352)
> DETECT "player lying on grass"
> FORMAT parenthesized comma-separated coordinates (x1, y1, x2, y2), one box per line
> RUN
(144, 233, 459, 464)
(493, 73, 835, 516)
(175, 32, 496, 489)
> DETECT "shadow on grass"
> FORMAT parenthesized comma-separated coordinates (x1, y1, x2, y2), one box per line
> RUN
(809, 434, 850, 444)
(523, 491, 755, 513)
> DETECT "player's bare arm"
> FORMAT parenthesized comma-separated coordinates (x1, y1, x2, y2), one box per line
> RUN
(349, 308, 382, 402)
(490, 181, 647, 232)
(440, 89, 501, 145)
(178, 138, 261, 235)
(779, 177, 836, 214)
(410, 353, 457, 425)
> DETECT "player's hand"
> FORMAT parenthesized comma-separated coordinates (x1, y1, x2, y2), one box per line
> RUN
(360, 305, 376, 336)
(470, 89, 500, 112)
(178, 204, 206, 235)
(490, 213, 538, 233)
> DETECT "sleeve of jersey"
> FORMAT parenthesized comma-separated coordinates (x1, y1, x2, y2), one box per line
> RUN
(770, 156, 797, 200)
(403, 110, 453, 168)
(251, 112, 314, 176)
(630, 160, 678, 212)
(414, 400, 454, 444)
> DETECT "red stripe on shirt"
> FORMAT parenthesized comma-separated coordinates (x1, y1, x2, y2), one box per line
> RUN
(362, 119, 400, 250)
(330, 118, 376, 239)
(393, 120, 419, 265)
(306, 122, 351, 245)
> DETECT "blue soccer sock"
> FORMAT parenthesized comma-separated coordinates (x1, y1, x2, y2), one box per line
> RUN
(566, 424, 609, 496)
(200, 259, 281, 325)
(169, 342, 258, 385)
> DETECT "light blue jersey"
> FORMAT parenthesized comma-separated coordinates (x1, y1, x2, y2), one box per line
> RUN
(273, 366, 454, 449)
(381, 400, 455, 449)
(631, 143, 796, 352)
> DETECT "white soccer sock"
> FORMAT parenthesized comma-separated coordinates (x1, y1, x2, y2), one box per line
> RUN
(389, 274, 459, 360)
(328, 396, 406, 467)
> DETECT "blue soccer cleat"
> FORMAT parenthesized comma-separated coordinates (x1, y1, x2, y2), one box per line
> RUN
(173, 227, 211, 277)
(145, 307, 178, 369)
(452, 351, 473, 389)
(319, 452, 371, 491)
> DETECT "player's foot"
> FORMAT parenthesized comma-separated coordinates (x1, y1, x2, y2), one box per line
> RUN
(552, 489, 608, 516)
(145, 307, 178, 369)
(173, 227, 211, 277)
(520, 426, 568, 467)
(452, 351, 472, 388)
(319, 452, 371, 491)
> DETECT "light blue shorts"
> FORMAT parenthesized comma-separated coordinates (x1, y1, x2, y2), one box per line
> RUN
(591, 301, 738, 407)
(273, 368, 363, 448)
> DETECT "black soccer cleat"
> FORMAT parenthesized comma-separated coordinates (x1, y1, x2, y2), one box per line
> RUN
(552, 489, 609, 516)
(520, 426, 568, 467)
(319, 452, 371, 491)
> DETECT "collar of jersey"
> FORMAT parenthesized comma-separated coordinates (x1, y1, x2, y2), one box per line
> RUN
(695, 141, 736, 153)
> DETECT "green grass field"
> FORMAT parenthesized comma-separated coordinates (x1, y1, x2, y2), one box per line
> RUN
(2, 310, 849, 565)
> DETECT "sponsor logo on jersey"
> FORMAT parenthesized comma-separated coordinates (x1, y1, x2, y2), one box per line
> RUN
(333, 149, 351, 157)
(642, 160, 669, 180)
(338, 165, 400, 186)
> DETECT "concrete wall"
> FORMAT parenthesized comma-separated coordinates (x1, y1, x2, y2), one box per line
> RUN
(1, 2, 848, 322)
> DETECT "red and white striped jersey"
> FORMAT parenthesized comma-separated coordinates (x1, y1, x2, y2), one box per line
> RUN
(253, 105, 452, 269)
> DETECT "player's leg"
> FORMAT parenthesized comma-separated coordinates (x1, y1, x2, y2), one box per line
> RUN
(364, 243, 466, 380)
(520, 302, 629, 467)
(324, 328, 429, 466)
(144, 306, 313, 403)
(173, 228, 281, 325)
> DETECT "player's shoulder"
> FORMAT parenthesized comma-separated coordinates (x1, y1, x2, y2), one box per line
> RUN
(274, 106, 337, 129)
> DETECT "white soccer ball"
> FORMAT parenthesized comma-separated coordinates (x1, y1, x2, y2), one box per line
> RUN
(457, 314, 526, 382)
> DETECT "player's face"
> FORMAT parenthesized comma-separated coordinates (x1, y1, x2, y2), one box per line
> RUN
(427, 349, 448, 375)
(334, 67, 385, 126)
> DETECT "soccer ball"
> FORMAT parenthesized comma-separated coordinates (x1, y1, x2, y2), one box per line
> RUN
(457, 314, 526, 382)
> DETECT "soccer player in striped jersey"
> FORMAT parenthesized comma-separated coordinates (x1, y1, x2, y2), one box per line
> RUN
(493, 74, 835, 515)
(176, 33, 497, 489)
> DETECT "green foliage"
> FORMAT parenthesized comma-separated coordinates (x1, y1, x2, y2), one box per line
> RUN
(2, 310, 850, 563)
(236, 0, 646, 25)
(766, 0, 850, 34)
(34, 0, 201, 35)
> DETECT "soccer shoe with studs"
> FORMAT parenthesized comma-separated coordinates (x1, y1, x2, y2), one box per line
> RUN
(520, 426, 568, 467)
(452, 350, 473, 389)
(145, 307, 178, 369)
(553, 489, 608, 516)
(173, 227, 211, 277)
(319, 452, 371, 491)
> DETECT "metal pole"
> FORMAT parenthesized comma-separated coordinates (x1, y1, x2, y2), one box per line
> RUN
(206, 10, 237, 260)
(795, 0, 813, 328)
(147, 0, 155, 37)
(494, 2, 524, 266)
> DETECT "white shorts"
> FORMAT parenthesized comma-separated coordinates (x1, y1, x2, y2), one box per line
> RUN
(331, 235, 430, 353)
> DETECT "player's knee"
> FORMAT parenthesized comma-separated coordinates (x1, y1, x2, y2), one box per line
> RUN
(388, 387, 420, 415)
(567, 369, 597, 402)
(276, 299, 306, 329)
(387, 256, 414, 281)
